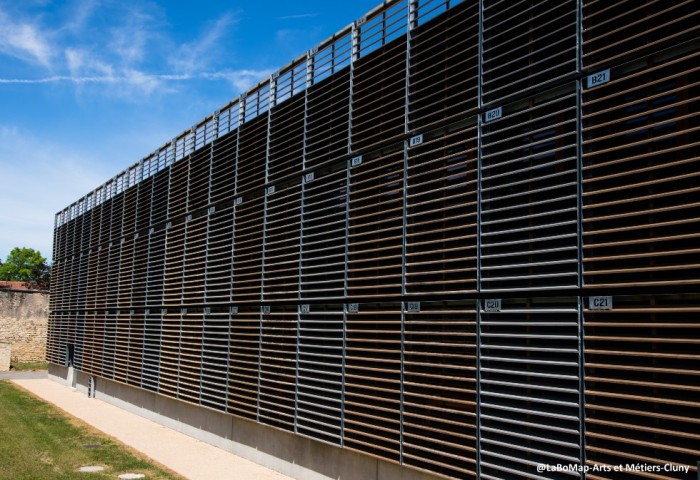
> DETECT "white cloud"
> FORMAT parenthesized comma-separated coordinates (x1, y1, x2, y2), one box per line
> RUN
(108, 5, 162, 67)
(0, 4, 281, 264)
(0, 69, 269, 97)
(0, 9, 53, 67)
(58, 0, 100, 35)
(169, 12, 237, 74)
(276, 13, 319, 20)
(119, 69, 163, 95)
(0, 126, 110, 261)
(202, 69, 274, 94)
(65, 47, 114, 77)
(0, 4, 273, 99)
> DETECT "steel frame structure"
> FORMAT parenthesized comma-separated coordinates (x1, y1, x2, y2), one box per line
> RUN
(49, 1, 700, 479)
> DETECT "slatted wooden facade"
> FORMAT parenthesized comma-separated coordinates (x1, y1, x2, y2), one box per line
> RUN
(49, 1, 700, 479)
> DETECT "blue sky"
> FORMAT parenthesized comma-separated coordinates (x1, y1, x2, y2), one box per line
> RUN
(0, 0, 380, 262)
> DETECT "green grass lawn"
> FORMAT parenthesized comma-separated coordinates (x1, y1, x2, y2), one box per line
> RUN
(10, 360, 49, 371)
(0, 381, 182, 479)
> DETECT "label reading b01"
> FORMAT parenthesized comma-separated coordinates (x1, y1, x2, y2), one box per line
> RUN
(484, 107, 502, 122)
(587, 69, 610, 88)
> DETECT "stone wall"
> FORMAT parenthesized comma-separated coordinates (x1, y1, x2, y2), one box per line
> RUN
(0, 290, 49, 363)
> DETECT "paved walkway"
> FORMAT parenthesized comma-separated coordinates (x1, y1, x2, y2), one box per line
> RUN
(10, 378, 293, 480)
(0, 370, 48, 380)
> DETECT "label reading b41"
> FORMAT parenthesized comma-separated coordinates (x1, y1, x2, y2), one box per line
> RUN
(587, 69, 610, 88)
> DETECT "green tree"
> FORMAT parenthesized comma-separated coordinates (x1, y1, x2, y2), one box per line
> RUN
(0, 248, 50, 288)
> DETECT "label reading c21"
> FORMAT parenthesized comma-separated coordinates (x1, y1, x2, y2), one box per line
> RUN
(589, 296, 613, 310)
(484, 299, 501, 312)
(587, 69, 610, 88)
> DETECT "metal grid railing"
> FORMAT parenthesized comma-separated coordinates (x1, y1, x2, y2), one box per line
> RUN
(299, 165, 348, 301)
(227, 305, 261, 420)
(343, 303, 403, 462)
(408, 0, 479, 131)
(347, 143, 405, 298)
(582, 42, 700, 289)
(204, 206, 234, 305)
(200, 308, 231, 410)
(402, 300, 478, 479)
(296, 304, 345, 445)
(262, 182, 302, 302)
(231, 193, 264, 303)
(582, 0, 700, 71)
(258, 306, 298, 431)
(480, 84, 580, 292)
(405, 119, 479, 295)
(351, 24, 408, 150)
(583, 294, 700, 479)
(478, 297, 584, 480)
(481, 0, 579, 106)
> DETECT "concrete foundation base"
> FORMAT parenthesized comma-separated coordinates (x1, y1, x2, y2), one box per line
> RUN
(48, 364, 440, 480)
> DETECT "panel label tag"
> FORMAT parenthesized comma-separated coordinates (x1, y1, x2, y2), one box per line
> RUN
(587, 69, 610, 88)
(589, 296, 613, 310)
(409, 134, 423, 147)
(484, 107, 502, 122)
(406, 302, 420, 312)
(484, 299, 502, 312)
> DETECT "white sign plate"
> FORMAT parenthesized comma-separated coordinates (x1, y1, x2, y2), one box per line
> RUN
(587, 69, 610, 88)
(484, 107, 502, 122)
(484, 299, 502, 312)
(589, 296, 613, 310)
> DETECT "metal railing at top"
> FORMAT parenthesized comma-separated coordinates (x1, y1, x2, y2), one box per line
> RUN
(54, 0, 467, 229)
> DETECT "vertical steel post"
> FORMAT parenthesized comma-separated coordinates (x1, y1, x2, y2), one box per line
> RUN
(475, 298, 484, 479)
(300, 52, 314, 304)
(575, 37, 587, 471)
(231, 97, 244, 305)
(575, 3, 586, 465)
(402, 0, 418, 299)
(346, 21, 360, 298)
(475, 0, 485, 467)
(350, 20, 360, 155)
